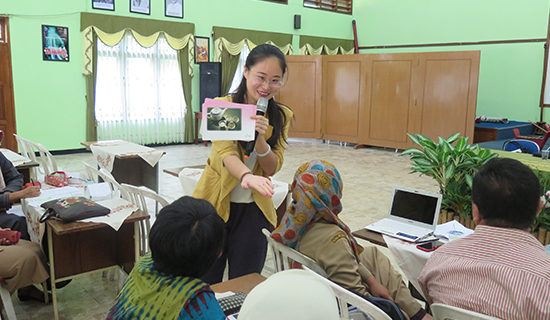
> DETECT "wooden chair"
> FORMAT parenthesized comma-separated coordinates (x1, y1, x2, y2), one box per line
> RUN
(430, 303, 502, 320)
(13, 134, 58, 180)
(120, 183, 170, 256)
(262, 228, 327, 277)
(302, 266, 392, 320)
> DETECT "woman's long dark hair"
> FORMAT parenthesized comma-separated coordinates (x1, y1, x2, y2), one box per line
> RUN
(232, 44, 289, 150)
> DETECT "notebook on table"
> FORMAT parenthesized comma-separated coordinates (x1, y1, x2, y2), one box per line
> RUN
(365, 186, 442, 243)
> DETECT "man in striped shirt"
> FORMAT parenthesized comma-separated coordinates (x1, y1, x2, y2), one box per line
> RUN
(419, 157, 550, 319)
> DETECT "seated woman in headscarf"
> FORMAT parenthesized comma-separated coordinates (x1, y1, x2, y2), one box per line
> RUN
(107, 196, 226, 320)
(272, 160, 432, 320)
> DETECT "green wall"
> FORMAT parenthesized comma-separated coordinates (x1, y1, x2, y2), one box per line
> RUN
(3, 0, 550, 150)
(2, 0, 354, 151)
(354, 0, 550, 122)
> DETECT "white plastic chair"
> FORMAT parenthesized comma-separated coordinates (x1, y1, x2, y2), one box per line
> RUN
(83, 162, 100, 183)
(262, 228, 327, 277)
(97, 168, 129, 200)
(120, 183, 170, 256)
(0, 280, 16, 320)
(430, 303, 502, 320)
(302, 265, 392, 320)
(14, 134, 59, 180)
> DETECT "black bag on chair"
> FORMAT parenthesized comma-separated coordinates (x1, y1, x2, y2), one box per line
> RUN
(39, 197, 110, 222)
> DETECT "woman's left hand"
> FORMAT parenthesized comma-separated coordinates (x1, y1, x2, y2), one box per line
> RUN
(251, 115, 269, 136)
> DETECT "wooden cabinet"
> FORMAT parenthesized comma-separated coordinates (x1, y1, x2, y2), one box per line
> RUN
(277, 55, 323, 139)
(281, 51, 480, 149)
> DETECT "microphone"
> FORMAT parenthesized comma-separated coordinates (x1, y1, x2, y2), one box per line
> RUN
(244, 97, 269, 159)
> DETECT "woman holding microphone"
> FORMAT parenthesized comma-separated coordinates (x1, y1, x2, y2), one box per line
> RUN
(193, 44, 293, 284)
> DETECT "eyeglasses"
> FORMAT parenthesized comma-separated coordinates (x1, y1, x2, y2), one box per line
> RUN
(251, 74, 284, 88)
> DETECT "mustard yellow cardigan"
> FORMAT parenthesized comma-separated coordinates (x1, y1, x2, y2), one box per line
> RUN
(193, 96, 293, 227)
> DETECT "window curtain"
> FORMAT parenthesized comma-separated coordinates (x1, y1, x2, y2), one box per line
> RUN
(212, 26, 293, 95)
(80, 13, 195, 142)
(298, 35, 354, 55)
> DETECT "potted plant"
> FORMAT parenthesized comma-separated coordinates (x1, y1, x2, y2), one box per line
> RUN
(401, 133, 498, 220)
(532, 169, 550, 244)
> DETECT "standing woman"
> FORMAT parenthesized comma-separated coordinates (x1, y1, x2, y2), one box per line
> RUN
(193, 44, 293, 284)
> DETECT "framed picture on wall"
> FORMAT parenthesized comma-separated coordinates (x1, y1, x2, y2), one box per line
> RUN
(92, 0, 115, 11)
(195, 36, 209, 63)
(42, 25, 69, 62)
(130, 0, 150, 15)
(165, 0, 183, 18)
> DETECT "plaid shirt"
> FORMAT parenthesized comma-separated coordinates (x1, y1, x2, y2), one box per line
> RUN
(419, 225, 550, 320)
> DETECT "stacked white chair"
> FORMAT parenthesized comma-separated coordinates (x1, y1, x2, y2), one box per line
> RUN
(121, 183, 170, 256)
(14, 134, 58, 181)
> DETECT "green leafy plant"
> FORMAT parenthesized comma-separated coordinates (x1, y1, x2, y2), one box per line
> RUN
(401, 133, 498, 218)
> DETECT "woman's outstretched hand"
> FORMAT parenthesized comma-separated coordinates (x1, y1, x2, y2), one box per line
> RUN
(241, 174, 274, 197)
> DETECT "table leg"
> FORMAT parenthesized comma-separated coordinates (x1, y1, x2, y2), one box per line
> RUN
(134, 222, 140, 263)
(47, 226, 59, 320)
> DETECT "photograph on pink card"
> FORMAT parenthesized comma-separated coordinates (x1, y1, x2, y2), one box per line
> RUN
(200, 98, 257, 141)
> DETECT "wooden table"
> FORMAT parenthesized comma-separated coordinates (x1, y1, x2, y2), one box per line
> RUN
(210, 273, 266, 294)
(81, 141, 165, 192)
(46, 210, 149, 320)
(194, 111, 209, 146)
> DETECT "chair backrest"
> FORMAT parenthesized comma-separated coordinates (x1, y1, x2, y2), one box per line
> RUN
(14, 134, 58, 178)
(0, 280, 17, 320)
(512, 128, 520, 139)
(83, 162, 100, 183)
(502, 139, 540, 154)
(430, 303, 502, 320)
(302, 266, 392, 320)
(262, 228, 327, 277)
(97, 168, 128, 199)
(121, 183, 170, 256)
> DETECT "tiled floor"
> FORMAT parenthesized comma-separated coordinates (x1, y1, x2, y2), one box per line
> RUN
(7, 138, 439, 320)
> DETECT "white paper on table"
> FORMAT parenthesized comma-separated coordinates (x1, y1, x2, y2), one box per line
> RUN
(179, 168, 288, 209)
(214, 291, 236, 300)
(434, 220, 474, 241)
(200, 99, 257, 141)
(80, 198, 138, 231)
(27, 186, 84, 208)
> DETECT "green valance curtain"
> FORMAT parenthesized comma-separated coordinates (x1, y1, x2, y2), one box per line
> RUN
(212, 26, 293, 95)
(299, 35, 354, 55)
(80, 13, 196, 142)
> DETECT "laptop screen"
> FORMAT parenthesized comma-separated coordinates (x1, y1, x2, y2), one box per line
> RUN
(389, 189, 439, 224)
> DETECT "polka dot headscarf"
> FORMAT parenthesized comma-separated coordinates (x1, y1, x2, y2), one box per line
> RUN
(271, 160, 362, 259)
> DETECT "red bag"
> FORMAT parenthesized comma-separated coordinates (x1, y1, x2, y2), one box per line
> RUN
(45, 171, 69, 187)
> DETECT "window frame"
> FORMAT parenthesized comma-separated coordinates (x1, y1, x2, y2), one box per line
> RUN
(262, 0, 288, 4)
(303, 0, 353, 15)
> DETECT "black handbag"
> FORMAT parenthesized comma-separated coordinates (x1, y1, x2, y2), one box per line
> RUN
(39, 196, 110, 223)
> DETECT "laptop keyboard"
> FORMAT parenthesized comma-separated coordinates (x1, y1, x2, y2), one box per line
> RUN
(371, 219, 430, 237)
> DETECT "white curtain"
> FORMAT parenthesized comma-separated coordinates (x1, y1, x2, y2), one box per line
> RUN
(228, 43, 250, 94)
(95, 32, 186, 144)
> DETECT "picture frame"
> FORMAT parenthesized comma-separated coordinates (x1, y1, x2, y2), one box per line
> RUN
(130, 0, 150, 15)
(165, 0, 183, 18)
(195, 36, 209, 63)
(42, 25, 69, 62)
(92, 0, 115, 11)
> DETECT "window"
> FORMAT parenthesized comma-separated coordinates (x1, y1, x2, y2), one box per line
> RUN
(95, 32, 186, 145)
(262, 0, 287, 4)
(304, 0, 352, 14)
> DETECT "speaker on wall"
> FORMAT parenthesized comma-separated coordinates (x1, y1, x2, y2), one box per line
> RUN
(294, 14, 301, 29)
(200, 62, 222, 107)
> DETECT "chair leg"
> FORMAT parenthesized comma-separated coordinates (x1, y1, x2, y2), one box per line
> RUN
(41, 281, 49, 304)
(0, 286, 16, 320)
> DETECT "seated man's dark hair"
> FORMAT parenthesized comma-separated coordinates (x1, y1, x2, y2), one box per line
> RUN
(149, 196, 224, 278)
(472, 157, 540, 229)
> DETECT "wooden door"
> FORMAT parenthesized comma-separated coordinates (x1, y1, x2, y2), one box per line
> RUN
(0, 18, 17, 151)
(322, 54, 368, 143)
(361, 54, 419, 149)
(276, 55, 322, 139)
(417, 51, 480, 142)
